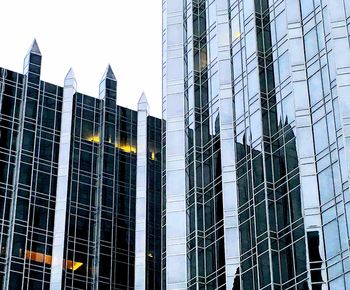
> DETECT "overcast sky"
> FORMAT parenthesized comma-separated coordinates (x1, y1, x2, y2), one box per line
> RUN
(0, 0, 162, 117)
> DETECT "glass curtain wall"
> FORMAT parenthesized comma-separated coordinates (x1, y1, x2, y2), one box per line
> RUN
(0, 62, 63, 289)
(0, 42, 162, 289)
(162, 0, 350, 288)
(146, 116, 162, 290)
(184, 0, 226, 289)
(233, 0, 309, 288)
(63, 92, 138, 289)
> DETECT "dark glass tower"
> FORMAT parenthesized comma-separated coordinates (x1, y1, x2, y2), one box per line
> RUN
(162, 0, 350, 289)
(0, 40, 162, 290)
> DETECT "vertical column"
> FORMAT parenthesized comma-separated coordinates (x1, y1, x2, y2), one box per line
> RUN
(134, 93, 149, 290)
(95, 64, 118, 289)
(164, 0, 187, 289)
(327, 0, 350, 271)
(5, 40, 42, 289)
(216, 0, 240, 288)
(327, 1, 350, 188)
(285, 0, 326, 286)
(50, 69, 77, 290)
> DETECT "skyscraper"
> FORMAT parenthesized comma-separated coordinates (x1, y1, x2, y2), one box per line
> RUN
(162, 0, 350, 289)
(0, 40, 162, 290)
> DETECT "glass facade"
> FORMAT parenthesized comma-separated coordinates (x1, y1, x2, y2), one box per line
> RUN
(0, 41, 162, 289)
(146, 116, 162, 290)
(162, 0, 350, 289)
(0, 44, 63, 289)
(2, 0, 350, 287)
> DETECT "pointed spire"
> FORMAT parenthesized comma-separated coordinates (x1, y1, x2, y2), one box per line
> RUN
(138, 92, 148, 105)
(64, 68, 77, 90)
(65, 68, 75, 80)
(99, 65, 117, 100)
(102, 64, 116, 81)
(29, 39, 41, 56)
(138, 92, 149, 114)
(24, 38, 42, 74)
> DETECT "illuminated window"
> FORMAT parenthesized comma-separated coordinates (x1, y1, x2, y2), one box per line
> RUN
(86, 136, 137, 154)
(65, 260, 84, 271)
(25, 250, 83, 271)
(116, 143, 137, 154)
(87, 135, 100, 143)
(25, 250, 52, 265)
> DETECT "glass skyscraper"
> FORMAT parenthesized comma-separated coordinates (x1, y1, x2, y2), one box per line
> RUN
(0, 40, 161, 290)
(162, 0, 350, 289)
(1, 0, 350, 288)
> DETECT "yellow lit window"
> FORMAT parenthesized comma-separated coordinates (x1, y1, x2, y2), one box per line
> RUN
(87, 135, 100, 143)
(86, 136, 137, 154)
(25, 250, 83, 271)
(65, 260, 84, 271)
(117, 144, 137, 154)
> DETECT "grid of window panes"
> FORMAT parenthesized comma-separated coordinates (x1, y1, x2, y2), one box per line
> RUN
(98, 73, 118, 289)
(98, 103, 138, 289)
(164, 0, 350, 288)
(63, 91, 138, 289)
(161, 120, 166, 290)
(0, 63, 63, 289)
(300, 0, 350, 288)
(0, 69, 24, 288)
(146, 116, 162, 290)
(184, 1, 226, 289)
(63, 93, 101, 289)
(22, 80, 62, 290)
(0, 60, 163, 289)
(231, 0, 311, 288)
(112, 106, 137, 289)
(9, 52, 45, 289)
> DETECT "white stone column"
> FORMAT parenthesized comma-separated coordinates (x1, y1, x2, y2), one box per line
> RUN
(134, 92, 149, 290)
(163, 0, 188, 288)
(50, 69, 76, 290)
(327, 0, 350, 270)
(216, 0, 240, 288)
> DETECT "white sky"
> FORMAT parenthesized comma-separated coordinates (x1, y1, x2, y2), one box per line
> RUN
(0, 0, 162, 117)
